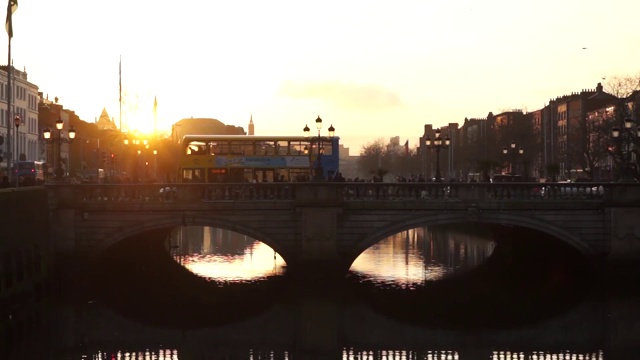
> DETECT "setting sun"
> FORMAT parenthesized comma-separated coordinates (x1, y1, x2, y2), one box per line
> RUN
(114, 88, 169, 136)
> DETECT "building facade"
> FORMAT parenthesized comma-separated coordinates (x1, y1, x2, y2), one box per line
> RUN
(542, 83, 617, 180)
(0, 66, 41, 175)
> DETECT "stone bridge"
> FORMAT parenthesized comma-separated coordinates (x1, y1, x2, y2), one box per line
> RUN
(47, 181, 640, 275)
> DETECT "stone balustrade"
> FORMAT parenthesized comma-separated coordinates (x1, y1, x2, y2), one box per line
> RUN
(45, 182, 640, 206)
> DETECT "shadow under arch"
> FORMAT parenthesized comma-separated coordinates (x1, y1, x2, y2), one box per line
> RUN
(346, 211, 595, 270)
(90, 226, 286, 329)
(347, 213, 596, 330)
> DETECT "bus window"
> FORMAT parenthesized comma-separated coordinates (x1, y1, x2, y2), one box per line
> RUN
(243, 169, 254, 182)
(256, 169, 275, 182)
(255, 141, 275, 155)
(230, 140, 254, 155)
(310, 142, 332, 156)
(290, 168, 311, 182)
(321, 141, 333, 155)
(186, 141, 207, 155)
(209, 141, 230, 155)
(276, 141, 289, 155)
(290, 140, 310, 155)
(182, 168, 205, 182)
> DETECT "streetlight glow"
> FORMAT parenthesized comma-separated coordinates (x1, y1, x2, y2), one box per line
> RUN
(425, 128, 450, 182)
(503, 141, 524, 178)
(611, 117, 639, 181)
(43, 117, 77, 180)
(303, 116, 335, 181)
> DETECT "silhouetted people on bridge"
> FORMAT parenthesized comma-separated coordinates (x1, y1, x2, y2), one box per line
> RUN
(0, 176, 9, 188)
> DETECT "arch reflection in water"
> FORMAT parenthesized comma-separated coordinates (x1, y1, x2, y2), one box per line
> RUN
(168, 226, 286, 281)
(350, 226, 495, 286)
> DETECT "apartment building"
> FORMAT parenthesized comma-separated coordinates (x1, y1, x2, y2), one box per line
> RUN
(0, 66, 41, 174)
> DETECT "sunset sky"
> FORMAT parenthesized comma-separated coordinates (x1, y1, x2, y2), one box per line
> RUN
(5, 0, 640, 154)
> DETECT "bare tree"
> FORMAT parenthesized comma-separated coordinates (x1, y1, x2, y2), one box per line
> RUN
(604, 72, 640, 97)
(358, 138, 420, 180)
(358, 138, 387, 179)
(582, 116, 614, 180)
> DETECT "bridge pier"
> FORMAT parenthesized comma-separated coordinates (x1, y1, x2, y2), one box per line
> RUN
(286, 206, 351, 280)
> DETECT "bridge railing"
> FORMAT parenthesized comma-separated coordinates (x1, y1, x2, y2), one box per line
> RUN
(340, 182, 612, 201)
(45, 181, 640, 206)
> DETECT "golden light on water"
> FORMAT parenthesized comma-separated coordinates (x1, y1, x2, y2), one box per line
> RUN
(350, 228, 496, 286)
(350, 229, 448, 285)
(173, 226, 493, 284)
(182, 242, 285, 281)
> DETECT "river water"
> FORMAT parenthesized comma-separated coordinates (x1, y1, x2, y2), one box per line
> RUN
(8, 226, 640, 359)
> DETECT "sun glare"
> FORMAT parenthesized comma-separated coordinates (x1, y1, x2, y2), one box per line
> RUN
(117, 106, 170, 137)
(126, 113, 157, 136)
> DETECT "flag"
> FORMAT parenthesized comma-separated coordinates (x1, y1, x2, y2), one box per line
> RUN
(5, 0, 17, 38)
(404, 140, 409, 156)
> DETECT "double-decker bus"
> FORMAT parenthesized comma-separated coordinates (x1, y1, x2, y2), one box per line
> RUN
(178, 135, 340, 183)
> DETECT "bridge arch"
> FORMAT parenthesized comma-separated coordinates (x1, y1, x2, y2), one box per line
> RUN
(347, 212, 594, 268)
(99, 215, 284, 258)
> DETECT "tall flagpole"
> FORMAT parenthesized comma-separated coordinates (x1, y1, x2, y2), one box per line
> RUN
(6, 0, 14, 183)
(6, 27, 11, 182)
(153, 96, 157, 135)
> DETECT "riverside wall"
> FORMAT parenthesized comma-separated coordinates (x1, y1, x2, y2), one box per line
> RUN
(0, 186, 51, 354)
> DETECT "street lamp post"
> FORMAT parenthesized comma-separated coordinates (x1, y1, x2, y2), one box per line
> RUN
(425, 129, 450, 182)
(502, 141, 524, 177)
(126, 138, 144, 183)
(303, 116, 335, 181)
(611, 118, 640, 182)
(13, 115, 20, 188)
(43, 117, 76, 180)
(136, 149, 142, 183)
(153, 149, 158, 181)
(123, 136, 129, 181)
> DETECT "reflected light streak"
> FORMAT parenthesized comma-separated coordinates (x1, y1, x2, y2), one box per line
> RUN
(183, 242, 285, 281)
(351, 229, 448, 286)
(350, 227, 495, 286)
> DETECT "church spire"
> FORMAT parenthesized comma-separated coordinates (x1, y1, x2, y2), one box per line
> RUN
(248, 114, 254, 135)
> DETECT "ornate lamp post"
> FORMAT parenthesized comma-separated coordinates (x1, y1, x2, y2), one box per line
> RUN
(43, 117, 76, 180)
(502, 140, 524, 177)
(611, 117, 640, 182)
(425, 128, 450, 182)
(303, 116, 335, 181)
